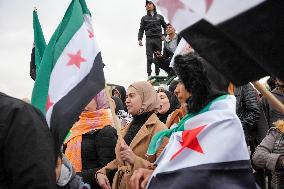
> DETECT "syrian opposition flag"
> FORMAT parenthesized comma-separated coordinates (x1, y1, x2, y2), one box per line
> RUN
(153, 0, 284, 86)
(31, 0, 105, 154)
(30, 9, 46, 80)
(147, 95, 256, 189)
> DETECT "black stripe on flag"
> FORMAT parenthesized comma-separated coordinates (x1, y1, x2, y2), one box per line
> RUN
(50, 52, 105, 155)
(30, 46, 36, 81)
(181, 0, 284, 86)
(148, 160, 256, 189)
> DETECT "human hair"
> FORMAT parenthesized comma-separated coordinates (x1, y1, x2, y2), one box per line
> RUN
(174, 52, 229, 113)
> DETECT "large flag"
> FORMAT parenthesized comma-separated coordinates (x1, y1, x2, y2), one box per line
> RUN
(31, 0, 105, 154)
(153, 0, 284, 86)
(30, 9, 46, 80)
(147, 95, 256, 189)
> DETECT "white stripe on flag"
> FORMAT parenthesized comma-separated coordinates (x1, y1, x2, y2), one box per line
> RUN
(46, 15, 99, 125)
(152, 96, 249, 175)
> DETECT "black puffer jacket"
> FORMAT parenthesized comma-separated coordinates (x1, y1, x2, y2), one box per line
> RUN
(80, 126, 117, 188)
(138, 11, 167, 40)
(235, 84, 260, 142)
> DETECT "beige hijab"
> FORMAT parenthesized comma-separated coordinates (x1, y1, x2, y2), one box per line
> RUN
(129, 81, 161, 114)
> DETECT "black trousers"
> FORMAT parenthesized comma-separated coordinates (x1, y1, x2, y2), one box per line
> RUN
(154, 56, 175, 75)
(146, 37, 162, 76)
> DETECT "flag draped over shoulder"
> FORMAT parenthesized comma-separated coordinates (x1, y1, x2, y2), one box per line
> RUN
(147, 95, 256, 189)
(30, 9, 46, 80)
(31, 0, 105, 154)
(153, 0, 284, 86)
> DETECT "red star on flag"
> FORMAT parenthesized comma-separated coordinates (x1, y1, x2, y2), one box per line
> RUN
(205, 0, 214, 13)
(170, 125, 206, 160)
(87, 29, 94, 38)
(46, 95, 54, 112)
(67, 50, 86, 69)
(157, 0, 185, 23)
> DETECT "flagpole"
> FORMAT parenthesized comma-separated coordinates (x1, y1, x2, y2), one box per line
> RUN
(252, 81, 284, 115)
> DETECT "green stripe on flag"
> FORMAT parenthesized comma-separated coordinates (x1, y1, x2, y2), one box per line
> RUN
(31, 0, 86, 114)
(33, 9, 46, 74)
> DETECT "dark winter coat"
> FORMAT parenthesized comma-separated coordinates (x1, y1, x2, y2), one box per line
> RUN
(260, 88, 284, 129)
(235, 84, 260, 142)
(0, 92, 56, 189)
(138, 12, 167, 40)
(80, 126, 117, 188)
(253, 127, 284, 189)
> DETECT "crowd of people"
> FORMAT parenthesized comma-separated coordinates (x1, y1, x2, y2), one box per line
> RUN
(1, 1, 284, 189)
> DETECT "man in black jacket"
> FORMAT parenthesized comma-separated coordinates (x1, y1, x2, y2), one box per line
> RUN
(138, 1, 167, 77)
(154, 23, 181, 76)
(0, 92, 56, 189)
(235, 83, 260, 146)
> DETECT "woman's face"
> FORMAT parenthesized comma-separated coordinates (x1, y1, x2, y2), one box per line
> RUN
(126, 87, 143, 115)
(174, 82, 191, 104)
(158, 92, 170, 114)
(84, 98, 97, 112)
(113, 89, 121, 99)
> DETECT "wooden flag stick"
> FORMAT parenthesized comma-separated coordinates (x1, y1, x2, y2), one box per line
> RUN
(252, 81, 284, 115)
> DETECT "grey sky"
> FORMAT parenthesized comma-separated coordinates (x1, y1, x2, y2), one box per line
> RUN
(0, 0, 158, 99)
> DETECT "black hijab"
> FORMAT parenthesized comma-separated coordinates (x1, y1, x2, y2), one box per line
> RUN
(158, 90, 180, 124)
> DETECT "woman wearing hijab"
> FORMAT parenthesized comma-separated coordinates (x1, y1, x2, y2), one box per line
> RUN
(157, 89, 180, 125)
(112, 96, 133, 128)
(64, 90, 117, 189)
(112, 85, 127, 112)
(96, 81, 168, 189)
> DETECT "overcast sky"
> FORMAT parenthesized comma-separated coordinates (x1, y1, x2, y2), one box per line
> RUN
(0, 0, 161, 99)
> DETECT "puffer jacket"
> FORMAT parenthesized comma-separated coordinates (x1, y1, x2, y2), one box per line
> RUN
(235, 84, 260, 142)
(77, 126, 117, 188)
(253, 123, 284, 189)
(138, 11, 167, 40)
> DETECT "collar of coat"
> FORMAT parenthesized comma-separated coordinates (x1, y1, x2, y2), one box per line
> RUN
(122, 113, 159, 149)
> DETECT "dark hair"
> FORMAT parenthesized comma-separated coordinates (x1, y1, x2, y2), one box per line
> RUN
(174, 53, 211, 113)
(168, 80, 179, 93)
(166, 23, 172, 27)
(267, 77, 276, 91)
(174, 52, 227, 113)
(145, 1, 157, 13)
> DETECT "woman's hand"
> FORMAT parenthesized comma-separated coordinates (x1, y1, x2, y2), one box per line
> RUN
(120, 141, 136, 165)
(96, 172, 111, 189)
(55, 157, 62, 182)
(130, 168, 153, 189)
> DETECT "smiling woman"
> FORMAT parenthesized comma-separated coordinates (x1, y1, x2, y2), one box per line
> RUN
(96, 81, 168, 189)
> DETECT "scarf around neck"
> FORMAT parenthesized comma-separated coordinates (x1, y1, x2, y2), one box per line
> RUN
(64, 109, 113, 172)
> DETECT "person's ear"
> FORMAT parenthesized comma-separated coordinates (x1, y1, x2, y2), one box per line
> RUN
(227, 82, 235, 95)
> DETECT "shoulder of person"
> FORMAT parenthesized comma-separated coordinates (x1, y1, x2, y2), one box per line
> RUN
(157, 14, 164, 18)
(267, 127, 281, 137)
(95, 125, 117, 137)
(146, 113, 167, 130)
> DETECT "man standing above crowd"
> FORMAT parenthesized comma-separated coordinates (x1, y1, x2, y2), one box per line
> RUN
(154, 23, 181, 77)
(138, 0, 167, 77)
